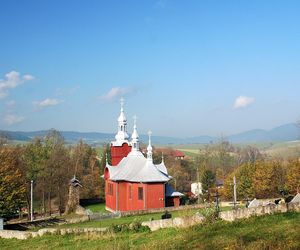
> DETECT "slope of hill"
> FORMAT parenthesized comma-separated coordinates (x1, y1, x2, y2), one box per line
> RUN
(1, 123, 299, 145)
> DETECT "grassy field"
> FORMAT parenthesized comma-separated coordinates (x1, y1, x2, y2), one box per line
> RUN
(0, 212, 299, 249)
(82, 203, 107, 213)
(169, 140, 300, 159)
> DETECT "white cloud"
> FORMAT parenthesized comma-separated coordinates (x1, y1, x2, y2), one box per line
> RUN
(4, 114, 25, 125)
(0, 71, 34, 99)
(99, 87, 133, 102)
(33, 98, 63, 108)
(23, 74, 35, 81)
(234, 96, 255, 109)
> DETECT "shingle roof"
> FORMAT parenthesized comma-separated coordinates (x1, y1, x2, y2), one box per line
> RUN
(156, 162, 168, 176)
(106, 151, 171, 183)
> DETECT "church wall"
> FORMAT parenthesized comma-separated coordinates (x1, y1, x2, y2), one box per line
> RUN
(146, 183, 165, 209)
(117, 182, 128, 211)
(105, 180, 116, 211)
(133, 183, 147, 210)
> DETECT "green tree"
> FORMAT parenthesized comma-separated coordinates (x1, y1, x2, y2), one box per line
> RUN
(201, 169, 216, 201)
(223, 163, 255, 200)
(23, 138, 47, 215)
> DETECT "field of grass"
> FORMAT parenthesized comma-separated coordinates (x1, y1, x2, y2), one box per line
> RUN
(82, 203, 107, 213)
(1, 212, 299, 249)
(177, 148, 200, 158)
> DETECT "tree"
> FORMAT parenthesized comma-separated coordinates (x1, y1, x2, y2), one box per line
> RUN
(223, 163, 255, 200)
(201, 169, 216, 201)
(70, 140, 101, 199)
(0, 132, 9, 147)
(44, 129, 68, 215)
(22, 138, 48, 215)
(0, 147, 26, 218)
(236, 146, 263, 165)
(252, 161, 282, 198)
(286, 159, 300, 194)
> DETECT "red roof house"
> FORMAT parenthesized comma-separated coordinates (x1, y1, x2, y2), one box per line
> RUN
(173, 150, 185, 160)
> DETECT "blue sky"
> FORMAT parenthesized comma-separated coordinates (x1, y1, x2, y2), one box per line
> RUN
(0, 0, 300, 137)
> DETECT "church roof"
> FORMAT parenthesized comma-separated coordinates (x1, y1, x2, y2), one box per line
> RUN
(165, 183, 184, 197)
(156, 162, 168, 176)
(106, 151, 171, 183)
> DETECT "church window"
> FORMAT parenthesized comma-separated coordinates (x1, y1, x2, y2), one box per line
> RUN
(138, 187, 143, 200)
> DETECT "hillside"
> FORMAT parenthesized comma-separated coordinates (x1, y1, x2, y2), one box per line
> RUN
(1, 123, 299, 145)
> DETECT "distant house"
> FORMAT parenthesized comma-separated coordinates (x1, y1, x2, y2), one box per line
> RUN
(191, 182, 203, 196)
(216, 179, 224, 188)
(173, 150, 185, 160)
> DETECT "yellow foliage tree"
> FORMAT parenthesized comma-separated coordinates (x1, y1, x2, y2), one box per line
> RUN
(286, 159, 300, 194)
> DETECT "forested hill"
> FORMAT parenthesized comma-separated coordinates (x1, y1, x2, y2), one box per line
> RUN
(1, 123, 299, 145)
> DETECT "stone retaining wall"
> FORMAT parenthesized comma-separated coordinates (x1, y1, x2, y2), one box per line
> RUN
(220, 202, 300, 222)
(0, 227, 108, 240)
(142, 214, 205, 231)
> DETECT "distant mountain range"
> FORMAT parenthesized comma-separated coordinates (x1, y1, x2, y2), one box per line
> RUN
(1, 123, 299, 145)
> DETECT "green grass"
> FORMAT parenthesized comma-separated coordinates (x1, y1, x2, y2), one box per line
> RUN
(82, 203, 107, 213)
(1, 212, 299, 249)
(177, 148, 200, 158)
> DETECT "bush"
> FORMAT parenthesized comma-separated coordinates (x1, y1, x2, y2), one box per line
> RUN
(201, 207, 219, 224)
(109, 221, 150, 233)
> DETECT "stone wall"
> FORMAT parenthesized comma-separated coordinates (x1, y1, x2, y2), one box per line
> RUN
(142, 214, 204, 231)
(220, 202, 300, 222)
(0, 227, 107, 240)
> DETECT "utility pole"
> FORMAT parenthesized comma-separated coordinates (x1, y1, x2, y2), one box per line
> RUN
(233, 175, 237, 210)
(30, 180, 33, 222)
(197, 167, 200, 204)
(214, 188, 220, 217)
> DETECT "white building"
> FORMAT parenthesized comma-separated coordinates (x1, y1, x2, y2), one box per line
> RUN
(191, 182, 203, 196)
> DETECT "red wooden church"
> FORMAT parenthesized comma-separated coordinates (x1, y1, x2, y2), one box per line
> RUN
(104, 99, 183, 212)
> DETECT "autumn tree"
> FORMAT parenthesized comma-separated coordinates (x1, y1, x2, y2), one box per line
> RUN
(70, 140, 101, 199)
(98, 144, 111, 199)
(222, 163, 255, 200)
(286, 159, 300, 194)
(252, 160, 285, 198)
(0, 147, 26, 218)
